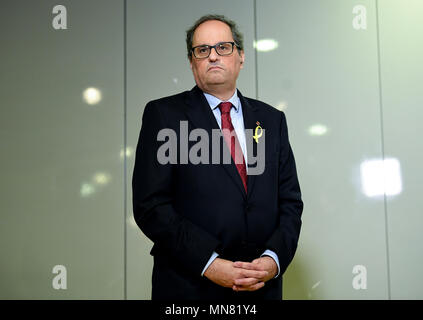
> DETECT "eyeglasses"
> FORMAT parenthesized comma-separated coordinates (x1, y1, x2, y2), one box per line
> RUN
(191, 41, 238, 59)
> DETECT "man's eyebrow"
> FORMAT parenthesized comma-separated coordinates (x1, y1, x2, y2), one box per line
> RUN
(193, 41, 232, 47)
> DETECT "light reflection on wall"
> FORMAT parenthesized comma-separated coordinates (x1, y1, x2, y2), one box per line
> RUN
(80, 183, 95, 197)
(120, 146, 134, 159)
(82, 87, 102, 105)
(308, 124, 329, 136)
(93, 172, 111, 185)
(80, 172, 111, 198)
(254, 39, 278, 52)
(360, 158, 402, 197)
(276, 101, 288, 112)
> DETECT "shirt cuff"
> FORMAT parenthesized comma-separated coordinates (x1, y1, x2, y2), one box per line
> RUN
(201, 251, 219, 276)
(261, 249, 280, 278)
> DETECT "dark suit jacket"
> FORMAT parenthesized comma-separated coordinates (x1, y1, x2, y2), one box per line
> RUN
(132, 85, 303, 300)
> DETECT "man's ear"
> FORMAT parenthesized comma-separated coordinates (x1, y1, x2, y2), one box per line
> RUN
(240, 51, 245, 68)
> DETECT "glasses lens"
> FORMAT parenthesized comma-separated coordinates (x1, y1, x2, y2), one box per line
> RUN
(194, 46, 210, 58)
(216, 42, 233, 56)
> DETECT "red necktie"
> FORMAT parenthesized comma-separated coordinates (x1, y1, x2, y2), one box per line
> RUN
(218, 102, 247, 193)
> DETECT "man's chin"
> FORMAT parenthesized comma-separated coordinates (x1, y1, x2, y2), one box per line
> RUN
(205, 82, 226, 88)
(205, 76, 226, 85)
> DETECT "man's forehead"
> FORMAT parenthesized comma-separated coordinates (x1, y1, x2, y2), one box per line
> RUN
(193, 20, 233, 44)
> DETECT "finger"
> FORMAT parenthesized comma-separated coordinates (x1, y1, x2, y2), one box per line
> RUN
(233, 261, 263, 271)
(233, 261, 248, 268)
(234, 277, 259, 286)
(233, 281, 265, 292)
(241, 269, 269, 280)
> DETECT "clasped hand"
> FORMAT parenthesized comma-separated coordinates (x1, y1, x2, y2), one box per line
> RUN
(204, 256, 277, 292)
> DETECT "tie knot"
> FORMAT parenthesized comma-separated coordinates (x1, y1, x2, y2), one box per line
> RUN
(219, 102, 232, 114)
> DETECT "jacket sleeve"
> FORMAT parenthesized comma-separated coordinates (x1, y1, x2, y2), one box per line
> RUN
(265, 111, 304, 277)
(132, 101, 221, 276)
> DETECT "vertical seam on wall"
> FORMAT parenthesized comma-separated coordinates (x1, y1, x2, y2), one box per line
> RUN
(253, 0, 258, 99)
(123, 0, 128, 301)
(375, 0, 391, 300)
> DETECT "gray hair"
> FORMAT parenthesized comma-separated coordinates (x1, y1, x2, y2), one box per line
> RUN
(186, 14, 244, 60)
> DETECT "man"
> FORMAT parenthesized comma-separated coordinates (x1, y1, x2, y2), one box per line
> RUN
(132, 14, 303, 300)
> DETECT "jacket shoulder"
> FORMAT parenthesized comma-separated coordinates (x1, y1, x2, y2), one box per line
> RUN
(147, 90, 190, 109)
(141, 90, 192, 126)
(243, 96, 284, 116)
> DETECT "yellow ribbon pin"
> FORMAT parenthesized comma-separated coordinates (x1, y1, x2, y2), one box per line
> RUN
(253, 124, 263, 143)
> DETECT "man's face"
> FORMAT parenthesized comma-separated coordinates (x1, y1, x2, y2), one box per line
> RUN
(190, 20, 244, 93)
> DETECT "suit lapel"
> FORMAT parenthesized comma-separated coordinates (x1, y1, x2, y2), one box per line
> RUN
(183, 86, 247, 198)
(238, 90, 259, 200)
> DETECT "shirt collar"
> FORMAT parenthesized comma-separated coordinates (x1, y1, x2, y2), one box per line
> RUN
(203, 89, 240, 112)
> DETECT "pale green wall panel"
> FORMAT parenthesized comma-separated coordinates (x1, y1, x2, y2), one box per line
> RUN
(378, 0, 423, 299)
(256, 0, 388, 299)
(0, 0, 124, 299)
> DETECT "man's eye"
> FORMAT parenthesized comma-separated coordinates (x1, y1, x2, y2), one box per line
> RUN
(218, 44, 228, 51)
(198, 47, 208, 53)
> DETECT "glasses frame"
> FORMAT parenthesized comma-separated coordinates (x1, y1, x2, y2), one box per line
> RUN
(191, 41, 239, 59)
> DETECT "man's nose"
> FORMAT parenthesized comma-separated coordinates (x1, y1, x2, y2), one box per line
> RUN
(208, 47, 219, 61)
